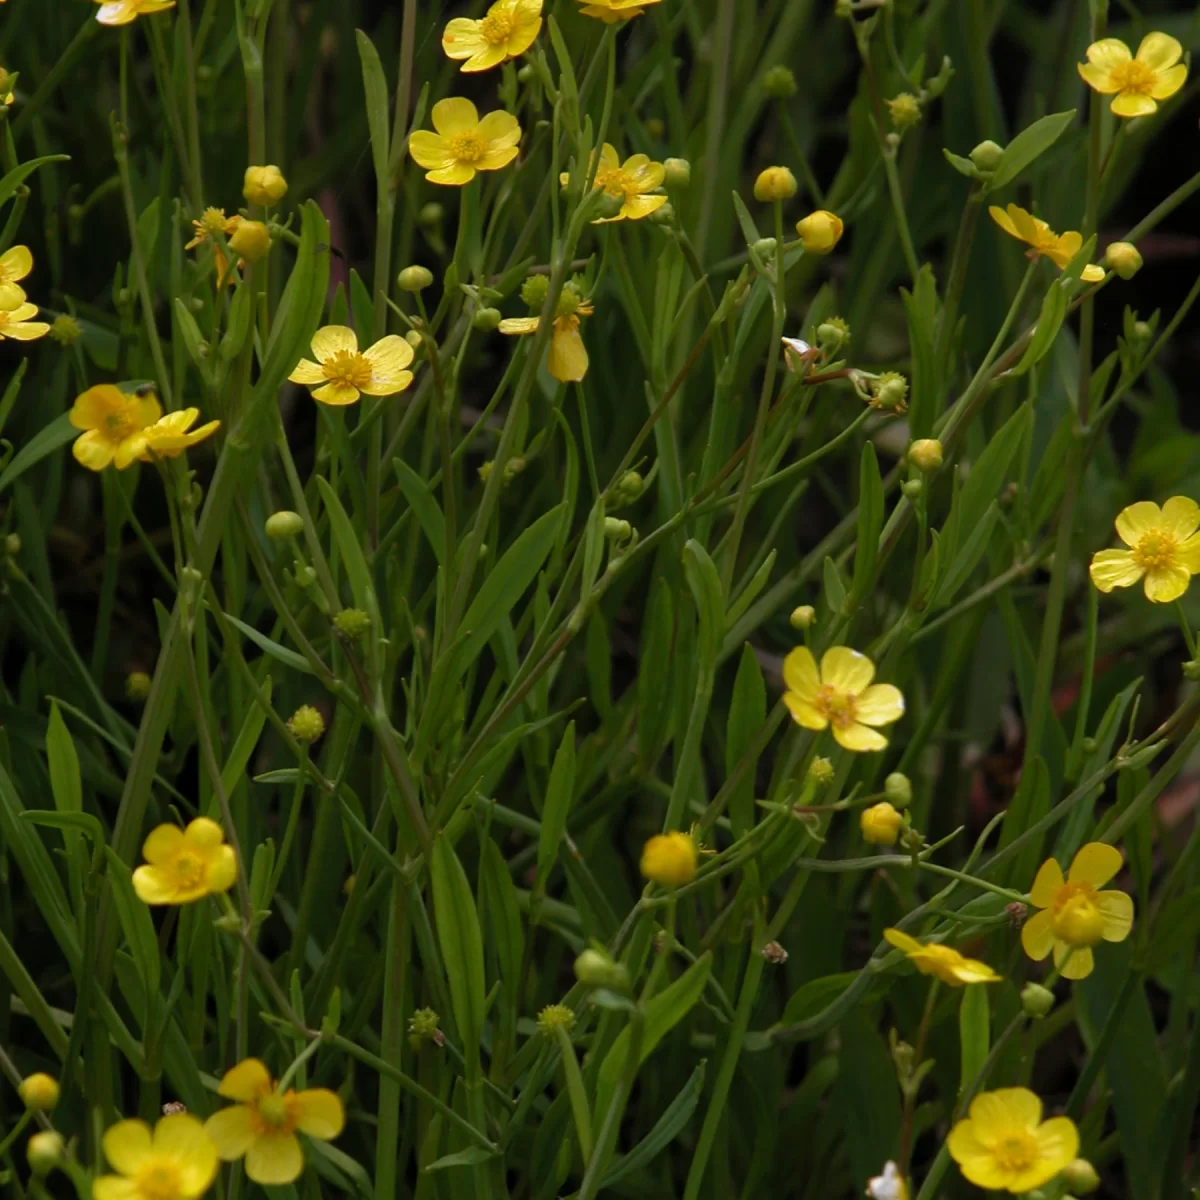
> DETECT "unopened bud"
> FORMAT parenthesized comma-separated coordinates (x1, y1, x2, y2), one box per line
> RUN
(884, 772, 912, 809)
(5, 532, 20, 555)
(1105, 241, 1142, 280)
(473, 306, 502, 331)
(610, 469, 644, 508)
(1020, 982, 1055, 1019)
(242, 164, 288, 207)
(1062, 1159, 1100, 1195)
(265, 510, 304, 539)
(790, 605, 816, 631)
(815, 317, 850, 355)
(593, 191, 625, 220)
(398, 265, 434, 292)
(753, 166, 797, 204)
(908, 438, 943, 472)
(27, 1131, 64, 1175)
(125, 671, 152, 701)
(574, 947, 630, 991)
(663, 157, 690, 188)
(19, 1073, 60, 1112)
(751, 237, 778, 260)
(762, 65, 798, 99)
(418, 202, 444, 226)
(406, 330, 423, 348)
(604, 517, 632, 541)
(647, 200, 676, 226)
(900, 479, 923, 499)
(795, 210, 844, 254)
(228, 219, 271, 262)
(969, 139, 1004, 173)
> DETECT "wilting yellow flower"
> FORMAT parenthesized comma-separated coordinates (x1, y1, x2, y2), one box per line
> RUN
(860, 802, 903, 846)
(138, 409, 221, 461)
(186, 208, 241, 285)
(988, 203, 1105, 281)
(69, 384, 162, 471)
(443, 0, 542, 73)
(795, 210, 844, 254)
(204, 1058, 345, 1185)
(1089, 497, 1200, 603)
(640, 832, 698, 887)
(948, 1088, 1079, 1194)
(883, 928, 1001, 986)
(866, 1161, 908, 1200)
(782, 646, 904, 752)
(576, 0, 658, 21)
(498, 292, 593, 383)
(1021, 842, 1133, 980)
(94, 0, 176, 25)
(289, 325, 415, 406)
(409, 98, 521, 187)
(0, 301, 49, 341)
(243, 165, 288, 206)
(0, 245, 33, 308)
(93, 1114, 218, 1200)
(1078, 33, 1187, 118)
(563, 144, 668, 222)
(132, 817, 237, 905)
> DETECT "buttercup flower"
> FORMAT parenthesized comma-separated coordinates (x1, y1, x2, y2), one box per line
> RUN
(866, 1161, 908, 1200)
(576, 0, 659, 21)
(289, 325, 415, 406)
(861, 802, 903, 846)
(883, 928, 1002, 987)
(204, 1058, 345, 1185)
(1021, 842, 1133, 980)
(563, 144, 668, 222)
(1089, 497, 1200, 603)
(988, 204, 1106, 281)
(408, 98, 521, 186)
(243, 165, 288, 206)
(1078, 33, 1187, 118)
(0, 302, 50, 341)
(138, 409, 221, 461)
(93, 1114, 218, 1200)
(0, 245, 33, 308)
(795, 210, 844, 254)
(69, 384, 162, 471)
(132, 817, 237, 905)
(948, 1088, 1079, 1193)
(442, 0, 542, 73)
(498, 287, 593, 383)
(782, 646, 905, 751)
(94, 0, 176, 26)
(640, 832, 698, 887)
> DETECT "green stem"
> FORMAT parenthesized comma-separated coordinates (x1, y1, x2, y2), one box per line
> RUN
(1065, 969, 1140, 1119)
(1175, 600, 1197, 660)
(554, 1024, 594, 1165)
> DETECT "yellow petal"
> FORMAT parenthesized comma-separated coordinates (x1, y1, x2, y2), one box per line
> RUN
(1080, 264, 1106, 282)
(783, 692, 826, 730)
(102, 1120, 154, 1174)
(1096, 890, 1133, 942)
(70, 384, 126, 430)
(506, 14, 542, 57)
(883, 928, 921, 955)
(312, 381, 362, 406)
(621, 194, 668, 220)
(498, 316, 540, 335)
(988, 204, 1021, 241)
(947, 1119, 997, 1185)
(1027, 1116, 1080, 1183)
(2, 301, 38, 323)
(1, 320, 50, 340)
(142, 823, 184, 865)
(1007, 203, 1039, 245)
(1157, 495, 1200, 540)
(310, 325, 358, 363)
(1067, 841, 1121, 888)
(820, 646, 874, 694)
(292, 1088, 345, 1138)
(1143, 563, 1190, 603)
(0, 281, 27, 307)
(1029, 856, 1065, 907)
(547, 320, 588, 382)
(112, 434, 149, 471)
(363, 333, 414, 373)
(184, 817, 224, 848)
(782, 646, 820, 698)
(93, 1177, 140, 1200)
(1150, 62, 1187, 101)
(1135, 31, 1182, 70)
(1077, 62, 1120, 92)
(475, 144, 521, 173)
(1111, 90, 1158, 118)
(1086, 37, 1132, 69)
(1056, 942, 1094, 979)
(1089, 548, 1142, 592)
(1046, 230, 1081, 269)
(476, 109, 522, 147)
(95, 2, 140, 25)
(1021, 908, 1056, 961)
(459, 43, 510, 72)
(626, 158, 665, 191)
(969, 1086, 1042, 1132)
(204, 1105, 256, 1160)
(218, 1058, 273, 1102)
(153, 1114, 218, 1194)
(360, 370, 413, 397)
(245, 1132, 304, 1185)
(442, 17, 488, 60)
(72, 430, 117, 471)
(952, 959, 1002, 984)
(206, 846, 238, 894)
(426, 162, 478, 186)
(132, 865, 177, 904)
(430, 96, 480, 135)
(855, 683, 904, 727)
(1178, 533, 1200, 574)
(1115, 500, 1161, 546)
(408, 130, 456, 170)
(833, 722, 888, 752)
(0, 244, 32, 281)
(289, 357, 326, 386)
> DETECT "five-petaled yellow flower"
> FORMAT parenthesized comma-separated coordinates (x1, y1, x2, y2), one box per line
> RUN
(1089, 497, 1200, 604)
(1021, 842, 1133, 980)
(409, 98, 521, 187)
(94, 0, 176, 26)
(443, 0, 542, 73)
(498, 291, 593, 383)
(289, 325, 415, 407)
(782, 646, 904, 752)
(69, 384, 162, 471)
(563, 144, 668, 223)
(138, 409, 221, 461)
(132, 817, 237, 905)
(883, 928, 1001, 987)
(0, 301, 50, 341)
(204, 1057, 345, 1185)
(0, 245, 33, 309)
(948, 1088, 1079, 1194)
(93, 1114, 218, 1200)
(1078, 33, 1187, 118)
(989, 204, 1105, 282)
(576, 0, 659, 21)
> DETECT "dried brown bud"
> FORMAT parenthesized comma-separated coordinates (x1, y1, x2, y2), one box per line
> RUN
(761, 941, 789, 964)
(1006, 901, 1028, 927)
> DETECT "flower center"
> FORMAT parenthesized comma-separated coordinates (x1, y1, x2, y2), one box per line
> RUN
(1051, 885, 1104, 946)
(597, 168, 632, 198)
(323, 350, 374, 390)
(993, 1131, 1037, 1172)
(1134, 529, 1176, 570)
(257, 1093, 293, 1130)
(815, 684, 858, 729)
(136, 1161, 183, 1200)
(480, 9, 515, 44)
(199, 207, 228, 236)
(1110, 60, 1157, 95)
(450, 132, 486, 163)
(171, 852, 206, 890)
(104, 410, 137, 439)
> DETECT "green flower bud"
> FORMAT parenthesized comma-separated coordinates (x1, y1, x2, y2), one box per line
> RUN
(1061, 1159, 1100, 1195)
(909, 438, 943, 473)
(604, 517, 632, 540)
(473, 306, 503, 332)
(663, 157, 691, 188)
(520, 274, 550, 310)
(871, 371, 909, 412)
(593, 191, 625, 220)
(265, 510, 304, 539)
(417, 202, 444, 227)
(1020, 982, 1055, 1019)
(790, 605, 816, 630)
(287, 705, 325, 744)
(762, 65, 797, 99)
(126, 671, 153, 701)
(1105, 241, 1142, 280)
(398, 265, 434, 292)
(808, 756, 834, 785)
(900, 478, 923, 499)
(27, 1131, 65, 1176)
(5, 532, 20, 556)
(610, 469, 645, 508)
(816, 317, 850, 355)
(969, 139, 1004, 173)
(333, 608, 371, 641)
(886, 92, 922, 131)
(50, 314, 82, 345)
(751, 236, 778, 259)
(647, 201, 676, 226)
(884, 772, 912, 809)
(19, 1073, 60, 1112)
(574, 947, 630, 991)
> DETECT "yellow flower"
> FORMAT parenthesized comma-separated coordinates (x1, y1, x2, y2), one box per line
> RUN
(18, 1073, 60, 1112)
(1021, 842, 1133, 980)
(243, 165, 288, 206)
(576, 0, 659, 21)
(753, 166, 798, 203)
(947, 1088, 1079, 1193)
(795, 210, 844, 254)
(408, 98, 521, 187)
(443, 0, 542, 73)
(1078, 33, 1187, 118)
(69, 384, 162, 471)
(639, 832, 698, 887)
(94, 0, 176, 25)
(562, 144, 668, 222)
(228, 219, 271, 262)
(93, 1114, 218, 1200)
(132, 817, 237, 905)
(0, 244, 33, 309)
(782, 646, 905, 752)
(289, 325, 415, 406)
(138, 409, 221, 461)
(498, 295, 593, 383)
(860, 802, 903, 846)
(866, 1161, 908, 1200)
(1089, 496, 1200, 603)
(0, 301, 49, 342)
(883, 928, 1002, 986)
(186, 208, 241, 285)
(204, 1058, 345, 1186)
(988, 203, 1105, 281)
